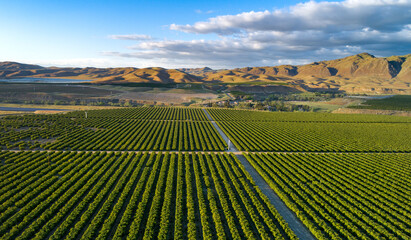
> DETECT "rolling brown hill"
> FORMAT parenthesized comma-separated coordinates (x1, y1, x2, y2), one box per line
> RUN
(0, 65, 201, 83)
(177, 67, 216, 78)
(0, 53, 410, 94)
(188, 53, 411, 94)
(0, 62, 44, 71)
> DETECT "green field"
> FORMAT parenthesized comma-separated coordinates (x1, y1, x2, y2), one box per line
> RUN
(216, 121, 411, 152)
(0, 151, 296, 240)
(0, 108, 226, 151)
(207, 108, 411, 122)
(208, 108, 411, 152)
(348, 95, 411, 111)
(0, 107, 410, 240)
(246, 153, 411, 240)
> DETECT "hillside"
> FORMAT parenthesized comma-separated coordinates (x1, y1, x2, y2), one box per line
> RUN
(193, 53, 411, 94)
(0, 62, 44, 71)
(177, 67, 217, 78)
(1, 53, 410, 94)
(89, 67, 202, 83)
(0, 65, 201, 83)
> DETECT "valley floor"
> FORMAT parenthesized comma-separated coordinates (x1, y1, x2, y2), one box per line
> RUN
(0, 107, 409, 239)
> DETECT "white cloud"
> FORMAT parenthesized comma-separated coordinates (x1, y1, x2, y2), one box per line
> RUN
(107, 0, 411, 68)
(171, 0, 411, 34)
(104, 37, 369, 68)
(108, 34, 152, 41)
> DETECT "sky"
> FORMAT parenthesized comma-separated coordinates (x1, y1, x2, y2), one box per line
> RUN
(0, 0, 410, 69)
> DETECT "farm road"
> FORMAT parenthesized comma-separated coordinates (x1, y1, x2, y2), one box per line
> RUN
(203, 108, 315, 240)
(235, 153, 315, 240)
(202, 108, 238, 152)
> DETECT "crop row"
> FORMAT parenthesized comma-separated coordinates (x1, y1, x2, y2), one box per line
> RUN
(348, 95, 411, 111)
(43, 119, 227, 151)
(0, 151, 297, 240)
(66, 107, 209, 120)
(0, 108, 218, 150)
(245, 152, 411, 240)
(206, 108, 411, 123)
(0, 115, 86, 150)
(215, 120, 411, 152)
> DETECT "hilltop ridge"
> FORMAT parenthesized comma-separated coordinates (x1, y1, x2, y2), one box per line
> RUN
(0, 62, 44, 71)
(195, 53, 410, 82)
(195, 53, 411, 94)
(1, 53, 410, 94)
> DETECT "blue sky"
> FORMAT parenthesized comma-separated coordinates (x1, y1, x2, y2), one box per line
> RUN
(1, 0, 410, 68)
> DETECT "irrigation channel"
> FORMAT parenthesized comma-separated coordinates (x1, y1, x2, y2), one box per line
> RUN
(202, 108, 316, 240)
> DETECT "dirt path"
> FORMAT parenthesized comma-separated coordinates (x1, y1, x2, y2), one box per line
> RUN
(202, 108, 237, 152)
(234, 153, 315, 240)
(224, 92, 234, 100)
(203, 108, 315, 240)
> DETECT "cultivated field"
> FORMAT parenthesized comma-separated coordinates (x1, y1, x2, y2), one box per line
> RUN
(208, 109, 411, 152)
(0, 107, 409, 240)
(246, 153, 410, 240)
(0, 151, 297, 240)
(0, 82, 220, 107)
(0, 83, 119, 103)
(348, 95, 411, 111)
(0, 108, 226, 151)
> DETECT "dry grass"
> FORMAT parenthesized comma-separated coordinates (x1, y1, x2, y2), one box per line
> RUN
(0, 103, 121, 110)
(289, 98, 361, 112)
(333, 108, 411, 117)
(33, 110, 67, 114)
(90, 84, 219, 104)
(119, 91, 218, 104)
(0, 111, 27, 116)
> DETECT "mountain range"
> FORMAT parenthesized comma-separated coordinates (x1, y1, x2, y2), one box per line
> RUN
(1, 53, 410, 94)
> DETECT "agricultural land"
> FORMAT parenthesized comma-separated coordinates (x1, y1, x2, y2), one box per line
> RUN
(0, 107, 409, 240)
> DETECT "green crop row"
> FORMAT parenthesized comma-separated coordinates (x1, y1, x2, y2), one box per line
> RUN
(0, 151, 297, 240)
(65, 107, 209, 120)
(207, 108, 411, 123)
(215, 120, 411, 152)
(45, 119, 226, 151)
(0, 108, 225, 151)
(348, 95, 411, 111)
(245, 153, 411, 240)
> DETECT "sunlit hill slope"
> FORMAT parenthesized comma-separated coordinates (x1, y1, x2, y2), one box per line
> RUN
(1, 53, 410, 94)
